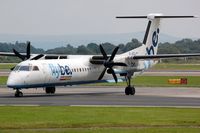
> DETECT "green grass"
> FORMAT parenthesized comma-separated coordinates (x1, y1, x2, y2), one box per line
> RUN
(0, 76, 7, 85)
(1, 128, 200, 133)
(134, 76, 200, 87)
(0, 63, 16, 70)
(0, 106, 200, 133)
(151, 63, 200, 70)
(95, 76, 200, 87)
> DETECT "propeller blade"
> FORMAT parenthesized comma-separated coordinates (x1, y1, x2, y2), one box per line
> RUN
(26, 41, 31, 59)
(100, 45, 108, 60)
(98, 67, 107, 80)
(109, 46, 119, 61)
(109, 68, 118, 83)
(31, 54, 44, 60)
(13, 49, 25, 60)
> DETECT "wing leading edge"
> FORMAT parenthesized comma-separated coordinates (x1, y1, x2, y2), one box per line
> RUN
(0, 52, 18, 57)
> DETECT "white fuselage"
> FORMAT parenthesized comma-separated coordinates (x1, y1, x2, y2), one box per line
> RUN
(7, 57, 103, 88)
(7, 49, 157, 89)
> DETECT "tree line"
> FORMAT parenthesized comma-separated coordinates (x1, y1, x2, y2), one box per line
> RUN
(0, 38, 200, 63)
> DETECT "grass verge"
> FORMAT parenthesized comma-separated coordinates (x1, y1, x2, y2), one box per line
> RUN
(0, 106, 200, 133)
(0, 76, 7, 85)
(0, 63, 16, 70)
(150, 63, 200, 70)
(95, 76, 200, 87)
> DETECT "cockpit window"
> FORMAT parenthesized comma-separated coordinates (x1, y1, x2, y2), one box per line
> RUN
(13, 65, 20, 71)
(32, 66, 39, 71)
(13, 65, 32, 71)
(19, 66, 31, 71)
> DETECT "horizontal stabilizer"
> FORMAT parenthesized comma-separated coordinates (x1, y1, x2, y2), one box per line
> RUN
(116, 15, 197, 19)
(130, 53, 200, 60)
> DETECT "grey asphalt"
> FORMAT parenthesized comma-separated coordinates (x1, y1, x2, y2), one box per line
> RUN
(0, 86, 200, 107)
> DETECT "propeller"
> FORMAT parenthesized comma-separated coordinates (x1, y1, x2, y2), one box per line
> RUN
(13, 41, 44, 61)
(11, 41, 44, 70)
(13, 41, 31, 61)
(98, 45, 127, 83)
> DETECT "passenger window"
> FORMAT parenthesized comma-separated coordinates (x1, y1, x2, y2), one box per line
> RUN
(33, 66, 39, 71)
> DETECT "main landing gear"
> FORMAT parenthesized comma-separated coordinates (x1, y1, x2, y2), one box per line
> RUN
(125, 75, 135, 95)
(45, 86, 56, 94)
(15, 89, 23, 97)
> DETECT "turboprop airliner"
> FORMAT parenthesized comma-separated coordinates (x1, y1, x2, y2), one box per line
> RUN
(0, 13, 200, 97)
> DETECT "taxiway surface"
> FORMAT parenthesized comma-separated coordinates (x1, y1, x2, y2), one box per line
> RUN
(0, 86, 200, 107)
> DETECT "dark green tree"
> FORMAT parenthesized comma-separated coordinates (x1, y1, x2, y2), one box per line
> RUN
(87, 43, 100, 54)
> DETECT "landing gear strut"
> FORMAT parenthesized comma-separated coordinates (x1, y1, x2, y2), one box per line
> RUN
(125, 74, 135, 95)
(15, 89, 23, 97)
(45, 87, 56, 94)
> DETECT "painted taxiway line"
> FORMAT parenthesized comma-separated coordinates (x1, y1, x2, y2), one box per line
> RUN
(0, 104, 40, 106)
(70, 105, 200, 108)
(0, 104, 200, 108)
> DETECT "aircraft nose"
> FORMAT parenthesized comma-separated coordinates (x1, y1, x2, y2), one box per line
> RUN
(7, 72, 25, 88)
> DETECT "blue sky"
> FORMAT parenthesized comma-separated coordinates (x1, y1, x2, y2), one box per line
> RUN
(0, 0, 199, 38)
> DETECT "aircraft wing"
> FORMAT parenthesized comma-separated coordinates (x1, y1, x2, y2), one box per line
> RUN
(0, 52, 67, 60)
(0, 52, 21, 57)
(90, 53, 200, 65)
(130, 53, 200, 60)
(0, 51, 92, 60)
